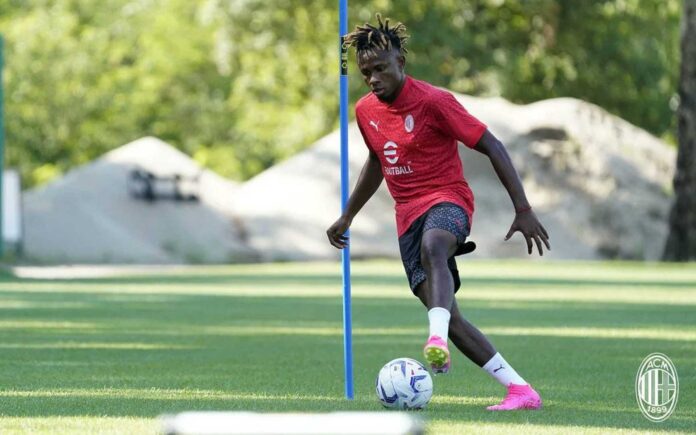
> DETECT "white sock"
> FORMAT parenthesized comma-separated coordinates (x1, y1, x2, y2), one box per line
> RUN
(427, 307, 451, 340)
(482, 352, 527, 387)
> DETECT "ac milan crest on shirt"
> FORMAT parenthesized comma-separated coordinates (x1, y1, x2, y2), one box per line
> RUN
(405, 114, 414, 132)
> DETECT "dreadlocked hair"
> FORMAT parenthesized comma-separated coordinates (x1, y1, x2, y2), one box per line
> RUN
(344, 13, 409, 59)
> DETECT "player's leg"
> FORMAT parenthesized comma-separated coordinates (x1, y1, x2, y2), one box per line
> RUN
(449, 297, 535, 393)
(418, 227, 458, 373)
(397, 204, 455, 374)
(416, 203, 467, 373)
(415, 281, 495, 365)
(450, 295, 543, 410)
(415, 282, 542, 410)
(403, 201, 541, 409)
(419, 228, 458, 309)
(447, 297, 496, 366)
(414, 277, 494, 373)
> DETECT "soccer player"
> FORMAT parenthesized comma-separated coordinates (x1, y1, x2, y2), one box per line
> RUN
(326, 14, 550, 411)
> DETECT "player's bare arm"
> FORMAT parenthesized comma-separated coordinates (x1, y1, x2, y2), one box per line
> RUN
(327, 149, 383, 249)
(474, 129, 551, 255)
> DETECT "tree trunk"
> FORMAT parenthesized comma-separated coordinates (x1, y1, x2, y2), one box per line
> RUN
(664, 0, 696, 261)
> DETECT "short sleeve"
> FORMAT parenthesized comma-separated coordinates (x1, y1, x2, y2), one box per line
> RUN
(430, 92, 487, 148)
(355, 105, 375, 151)
(357, 120, 373, 151)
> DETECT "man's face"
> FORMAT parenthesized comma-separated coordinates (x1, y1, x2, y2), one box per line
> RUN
(357, 49, 405, 103)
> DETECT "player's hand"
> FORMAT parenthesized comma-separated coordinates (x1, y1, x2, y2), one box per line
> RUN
(327, 215, 353, 249)
(504, 210, 550, 255)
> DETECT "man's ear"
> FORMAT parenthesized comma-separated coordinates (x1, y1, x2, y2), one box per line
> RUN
(397, 54, 406, 71)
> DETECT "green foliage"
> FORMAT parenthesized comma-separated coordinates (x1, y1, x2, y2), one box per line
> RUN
(203, 0, 339, 177)
(0, 0, 681, 188)
(2, 0, 234, 185)
(501, 0, 681, 137)
(371, 0, 681, 137)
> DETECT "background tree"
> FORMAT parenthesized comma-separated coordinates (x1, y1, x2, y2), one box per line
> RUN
(664, 0, 696, 261)
(0, 0, 682, 188)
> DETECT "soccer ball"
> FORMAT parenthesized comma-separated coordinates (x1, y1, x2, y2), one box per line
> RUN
(376, 358, 433, 409)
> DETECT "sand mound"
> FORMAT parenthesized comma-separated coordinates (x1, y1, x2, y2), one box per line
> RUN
(23, 137, 255, 264)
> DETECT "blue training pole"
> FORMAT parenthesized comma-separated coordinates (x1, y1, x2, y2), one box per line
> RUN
(338, 0, 353, 400)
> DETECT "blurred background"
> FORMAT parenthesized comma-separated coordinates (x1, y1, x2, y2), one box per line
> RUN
(0, 0, 692, 264)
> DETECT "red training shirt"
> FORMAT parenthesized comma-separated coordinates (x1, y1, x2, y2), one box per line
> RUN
(356, 75, 487, 237)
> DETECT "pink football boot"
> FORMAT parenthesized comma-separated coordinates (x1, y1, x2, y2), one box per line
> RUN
(487, 383, 542, 411)
(423, 335, 450, 374)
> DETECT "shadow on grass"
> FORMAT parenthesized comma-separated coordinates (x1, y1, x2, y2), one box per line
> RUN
(2, 272, 695, 289)
(0, 285, 694, 432)
(0, 290, 694, 329)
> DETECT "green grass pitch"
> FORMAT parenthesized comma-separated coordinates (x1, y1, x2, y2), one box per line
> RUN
(0, 260, 694, 434)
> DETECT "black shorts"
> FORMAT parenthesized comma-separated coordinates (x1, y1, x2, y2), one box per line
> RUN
(398, 202, 471, 293)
